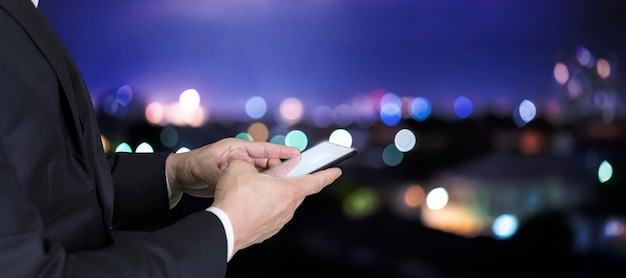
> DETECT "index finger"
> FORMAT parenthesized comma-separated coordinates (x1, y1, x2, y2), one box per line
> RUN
(242, 141, 301, 160)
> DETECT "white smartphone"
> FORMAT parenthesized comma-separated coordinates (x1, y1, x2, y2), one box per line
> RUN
(264, 141, 357, 178)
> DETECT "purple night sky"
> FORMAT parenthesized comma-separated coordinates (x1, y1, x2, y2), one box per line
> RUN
(39, 0, 624, 117)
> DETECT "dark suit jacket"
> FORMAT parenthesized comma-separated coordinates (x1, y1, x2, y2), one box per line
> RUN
(0, 0, 227, 276)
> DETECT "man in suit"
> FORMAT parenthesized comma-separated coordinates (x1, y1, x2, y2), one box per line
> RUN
(0, 0, 342, 277)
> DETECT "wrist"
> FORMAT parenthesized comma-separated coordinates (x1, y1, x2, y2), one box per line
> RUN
(166, 153, 185, 209)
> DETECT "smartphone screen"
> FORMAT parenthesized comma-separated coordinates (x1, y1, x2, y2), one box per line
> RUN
(264, 141, 357, 178)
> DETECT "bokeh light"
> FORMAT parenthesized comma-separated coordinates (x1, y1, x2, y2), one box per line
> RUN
(103, 94, 126, 117)
(285, 130, 308, 151)
(186, 106, 206, 127)
(492, 214, 519, 239)
(176, 147, 191, 153)
(553, 62, 569, 85)
(566, 79, 583, 98)
(598, 160, 613, 183)
(270, 135, 286, 145)
(136, 142, 154, 153)
(329, 129, 353, 148)
(426, 187, 448, 210)
(160, 126, 178, 148)
(115, 142, 132, 153)
(343, 187, 380, 219)
(404, 185, 425, 208)
(421, 203, 482, 237)
(247, 122, 269, 142)
(454, 96, 473, 119)
(518, 99, 537, 123)
(380, 103, 402, 126)
(312, 106, 334, 128)
(409, 97, 432, 121)
(145, 102, 165, 125)
(394, 129, 416, 152)
(179, 89, 201, 111)
(576, 46, 593, 67)
(519, 129, 546, 155)
(596, 58, 611, 79)
(279, 97, 304, 125)
(245, 96, 267, 119)
(382, 144, 403, 166)
(235, 132, 254, 141)
(100, 135, 110, 154)
(380, 93, 402, 126)
(351, 97, 377, 128)
(116, 84, 133, 106)
(604, 218, 625, 237)
(165, 103, 206, 127)
(333, 104, 354, 127)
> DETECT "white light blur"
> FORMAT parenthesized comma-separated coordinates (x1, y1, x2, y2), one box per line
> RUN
(329, 129, 353, 148)
(179, 89, 200, 111)
(426, 187, 448, 210)
(245, 96, 267, 119)
(135, 142, 154, 153)
(394, 129, 416, 152)
(279, 97, 304, 125)
(518, 99, 537, 123)
(598, 160, 613, 183)
(493, 214, 519, 239)
(553, 62, 569, 85)
(176, 147, 191, 153)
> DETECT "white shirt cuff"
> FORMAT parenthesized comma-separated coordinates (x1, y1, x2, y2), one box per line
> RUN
(166, 177, 172, 199)
(206, 207, 234, 262)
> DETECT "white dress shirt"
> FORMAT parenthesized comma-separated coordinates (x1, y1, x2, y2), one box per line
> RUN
(31, 0, 234, 262)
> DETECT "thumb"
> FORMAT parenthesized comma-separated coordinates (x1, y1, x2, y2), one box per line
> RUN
(293, 167, 343, 196)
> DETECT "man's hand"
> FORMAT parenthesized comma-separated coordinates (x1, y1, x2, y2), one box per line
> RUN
(165, 138, 300, 207)
(211, 159, 342, 256)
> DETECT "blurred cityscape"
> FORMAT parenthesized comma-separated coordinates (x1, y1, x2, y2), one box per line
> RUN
(41, 0, 626, 277)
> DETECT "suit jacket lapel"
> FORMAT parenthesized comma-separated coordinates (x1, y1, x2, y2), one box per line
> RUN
(0, 0, 86, 155)
(1, 0, 114, 238)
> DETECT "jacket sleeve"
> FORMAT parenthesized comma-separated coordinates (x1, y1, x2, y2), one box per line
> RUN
(0, 144, 227, 278)
(107, 152, 173, 231)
